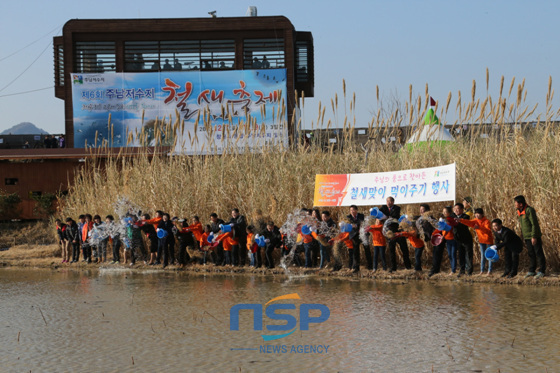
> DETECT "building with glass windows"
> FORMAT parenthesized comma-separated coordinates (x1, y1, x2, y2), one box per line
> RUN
(53, 16, 314, 148)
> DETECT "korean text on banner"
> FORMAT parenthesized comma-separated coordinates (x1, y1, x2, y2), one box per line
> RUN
(70, 69, 288, 154)
(314, 163, 456, 207)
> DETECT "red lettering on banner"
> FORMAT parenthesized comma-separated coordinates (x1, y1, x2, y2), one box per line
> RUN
(233, 81, 251, 99)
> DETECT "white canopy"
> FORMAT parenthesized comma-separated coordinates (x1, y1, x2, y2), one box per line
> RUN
(406, 124, 455, 143)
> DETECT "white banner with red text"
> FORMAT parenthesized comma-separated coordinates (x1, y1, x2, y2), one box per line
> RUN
(313, 163, 456, 206)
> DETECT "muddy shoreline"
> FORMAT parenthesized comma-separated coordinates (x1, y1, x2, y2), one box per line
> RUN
(1, 244, 558, 286)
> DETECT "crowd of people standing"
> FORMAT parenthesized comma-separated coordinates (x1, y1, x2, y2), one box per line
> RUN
(55, 195, 547, 279)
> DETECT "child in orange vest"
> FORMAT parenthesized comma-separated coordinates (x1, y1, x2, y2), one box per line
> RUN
(300, 227, 316, 268)
(81, 214, 94, 263)
(395, 225, 425, 271)
(367, 219, 387, 271)
(184, 216, 203, 250)
(215, 231, 239, 266)
(460, 208, 494, 275)
(199, 225, 213, 264)
(246, 225, 258, 267)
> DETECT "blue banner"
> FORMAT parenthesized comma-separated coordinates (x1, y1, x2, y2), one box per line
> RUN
(71, 69, 288, 153)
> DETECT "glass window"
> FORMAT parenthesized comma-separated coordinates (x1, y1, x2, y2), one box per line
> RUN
(243, 39, 284, 69)
(295, 41, 309, 82)
(200, 40, 235, 70)
(124, 41, 159, 71)
(160, 41, 200, 71)
(74, 42, 116, 73)
(55, 44, 64, 86)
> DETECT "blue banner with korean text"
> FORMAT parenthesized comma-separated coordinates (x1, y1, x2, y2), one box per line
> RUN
(70, 69, 288, 153)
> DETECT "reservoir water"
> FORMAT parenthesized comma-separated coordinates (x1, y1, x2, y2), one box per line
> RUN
(1, 268, 559, 372)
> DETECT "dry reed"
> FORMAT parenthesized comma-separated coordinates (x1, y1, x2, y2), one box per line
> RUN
(57, 72, 560, 271)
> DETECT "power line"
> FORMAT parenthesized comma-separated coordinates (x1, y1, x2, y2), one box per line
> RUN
(0, 40, 53, 93)
(0, 86, 53, 98)
(0, 23, 63, 63)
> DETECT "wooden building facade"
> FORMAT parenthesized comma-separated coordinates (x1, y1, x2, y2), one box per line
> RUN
(0, 148, 168, 220)
(53, 16, 314, 148)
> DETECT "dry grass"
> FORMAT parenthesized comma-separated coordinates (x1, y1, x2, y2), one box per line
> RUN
(0, 221, 56, 247)
(55, 72, 560, 271)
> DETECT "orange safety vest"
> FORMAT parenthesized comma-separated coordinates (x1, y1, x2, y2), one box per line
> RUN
(369, 224, 386, 247)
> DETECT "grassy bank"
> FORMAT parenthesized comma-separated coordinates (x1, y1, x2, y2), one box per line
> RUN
(1, 243, 560, 287)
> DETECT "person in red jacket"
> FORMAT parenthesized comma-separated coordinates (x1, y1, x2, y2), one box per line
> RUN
(460, 208, 494, 275)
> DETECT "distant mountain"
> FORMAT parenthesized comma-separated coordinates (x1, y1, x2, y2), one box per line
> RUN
(1, 122, 49, 135)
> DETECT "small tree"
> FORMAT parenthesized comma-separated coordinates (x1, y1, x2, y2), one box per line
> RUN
(0, 191, 21, 218)
(31, 193, 57, 217)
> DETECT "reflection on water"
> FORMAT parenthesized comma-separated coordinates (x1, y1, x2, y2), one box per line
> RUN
(1, 268, 559, 372)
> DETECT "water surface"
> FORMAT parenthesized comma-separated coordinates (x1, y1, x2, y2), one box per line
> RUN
(0, 268, 558, 372)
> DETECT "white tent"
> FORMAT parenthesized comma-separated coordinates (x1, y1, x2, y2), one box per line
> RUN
(406, 107, 454, 147)
(406, 124, 455, 143)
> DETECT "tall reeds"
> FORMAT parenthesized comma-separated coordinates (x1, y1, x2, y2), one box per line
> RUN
(58, 73, 560, 270)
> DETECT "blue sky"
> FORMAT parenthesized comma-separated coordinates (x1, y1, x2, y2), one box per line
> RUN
(1, 0, 559, 134)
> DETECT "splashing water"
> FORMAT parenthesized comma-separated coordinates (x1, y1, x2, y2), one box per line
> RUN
(113, 196, 145, 219)
(359, 215, 374, 244)
(415, 214, 439, 241)
(280, 209, 314, 248)
(278, 209, 337, 272)
(382, 218, 398, 239)
(88, 220, 130, 248)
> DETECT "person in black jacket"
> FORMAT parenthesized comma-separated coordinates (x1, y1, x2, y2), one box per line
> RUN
(452, 203, 474, 276)
(174, 219, 193, 267)
(229, 208, 248, 266)
(65, 217, 80, 263)
(415, 204, 444, 277)
(318, 211, 336, 269)
(157, 213, 175, 268)
(262, 221, 282, 269)
(347, 205, 372, 272)
(210, 213, 226, 265)
(492, 219, 523, 278)
(379, 197, 411, 272)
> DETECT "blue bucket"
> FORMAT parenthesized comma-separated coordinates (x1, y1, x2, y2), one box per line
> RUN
(340, 223, 352, 233)
(485, 247, 499, 263)
(437, 219, 452, 232)
(301, 225, 312, 236)
(123, 217, 133, 225)
(398, 215, 410, 224)
(207, 232, 214, 244)
(255, 235, 266, 247)
(219, 224, 232, 233)
(157, 229, 168, 239)
(370, 207, 387, 220)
